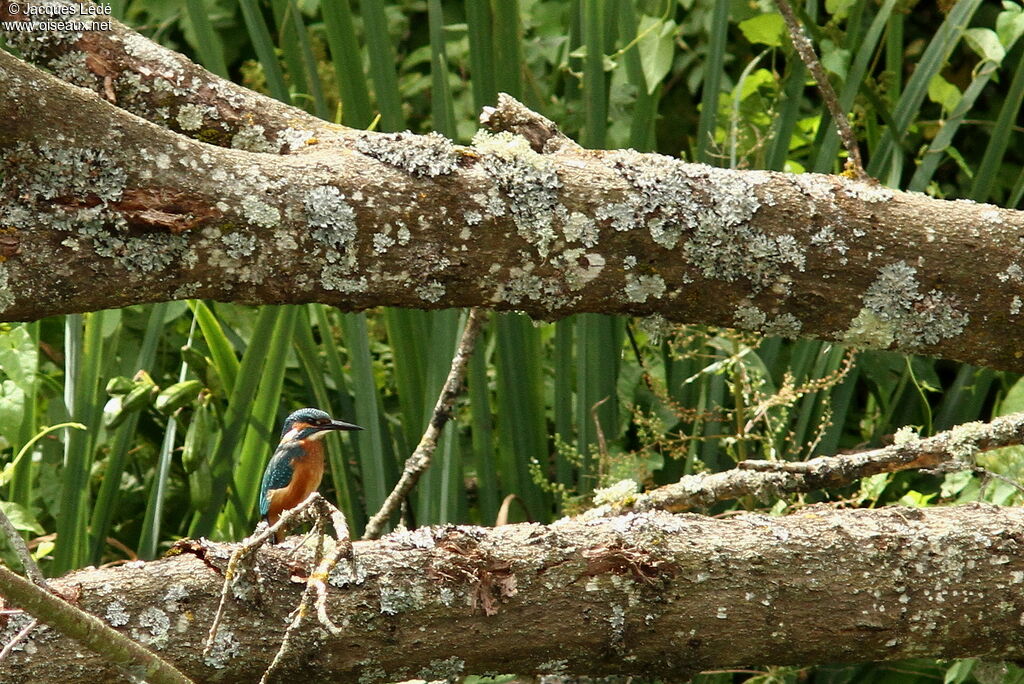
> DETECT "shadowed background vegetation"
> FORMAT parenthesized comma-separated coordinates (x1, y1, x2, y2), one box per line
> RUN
(3, 0, 1024, 681)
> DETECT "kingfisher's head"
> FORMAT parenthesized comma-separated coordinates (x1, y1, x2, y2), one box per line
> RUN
(280, 407, 363, 442)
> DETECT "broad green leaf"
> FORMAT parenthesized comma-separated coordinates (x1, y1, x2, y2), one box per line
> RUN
(825, 0, 856, 20)
(738, 13, 785, 48)
(737, 68, 776, 101)
(964, 27, 1005, 63)
(928, 73, 962, 112)
(820, 40, 850, 77)
(637, 16, 677, 95)
(0, 501, 44, 535)
(997, 1, 1024, 49)
(999, 376, 1024, 415)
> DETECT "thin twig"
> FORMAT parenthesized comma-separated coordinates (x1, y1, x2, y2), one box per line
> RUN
(593, 411, 1024, 517)
(362, 308, 489, 539)
(775, 0, 866, 178)
(0, 508, 46, 588)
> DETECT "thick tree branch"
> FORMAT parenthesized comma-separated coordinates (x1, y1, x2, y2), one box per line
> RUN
(2, 42, 1024, 371)
(1, 506, 1023, 682)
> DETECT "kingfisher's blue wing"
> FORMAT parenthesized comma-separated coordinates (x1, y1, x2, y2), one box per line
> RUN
(259, 443, 299, 517)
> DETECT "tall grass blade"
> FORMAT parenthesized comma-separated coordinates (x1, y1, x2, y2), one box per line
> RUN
(695, 0, 729, 163)
(239, 0, 290, 102)
(185, 0, 228, 78)
(866, 0, 982, 181)
(321, 0, 374, 126)
(360, 0, 406, 130)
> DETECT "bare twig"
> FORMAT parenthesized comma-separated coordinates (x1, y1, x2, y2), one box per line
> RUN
(0, 564, 192, 684)
(362, 308, 489, 539)
(203, 491, 358, 684)
(203, 491, 327, 656)
(258, 497, 355, 684)
(591, 411, 1024, 517)
(775, 0, 866, 178)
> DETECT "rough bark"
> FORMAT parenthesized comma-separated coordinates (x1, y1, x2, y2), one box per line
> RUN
(1, 505, 1023, 683)
(1, 11, 1024, 371)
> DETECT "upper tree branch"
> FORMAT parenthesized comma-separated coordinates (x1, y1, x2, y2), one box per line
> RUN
(2, 506, 1023, 682)
(2, 44, 1024, 370)
(0, 0, 346, 154)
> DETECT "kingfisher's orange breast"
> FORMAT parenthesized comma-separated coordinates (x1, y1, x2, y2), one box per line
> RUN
(266, 439, 325, 522)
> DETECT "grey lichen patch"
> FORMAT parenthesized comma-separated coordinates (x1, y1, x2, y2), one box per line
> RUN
(276, 127, 315, 153)
(997, 263, 1024, 284)
(355, 131, 459, 177)
(417, 280, 446, 303)
(472, 130, 561, 257)
(133, 606, 171, 649)
(329, 559, 368, 588)
(105, 600, 130, 627)
(175, 103, 210, 132)
(842, 178, 894, 203)
(231, 124, 279, 153)
(418, 656, 465, 683)
(600, 150, 705, 247)
(379, 577, 427, 615)
(305, 185, 358, 263)
(624, 273, 666, 303)
(163, 584, 189, 612)
(894, 425, 919, 446)
(240, 196, 280, 228)
(0, 264, 13, 312)
(945, 421, 987, 462)
(562, 210, 599, 247)
(203, 629, 240, 669)
(321, 267, 367, 293)
(604, 151, 803, 291)
(555, 250, 604, 291)
(49, 51, 94, 88)
(102, 232, 189, 274)
(2, 143, 127, 203)
(844, 261, 969, 349)
(1012, 296, 1022, 316)
(687, 216, 805, 292)
(734, 304, 803, 338)
(810, 225, 849, 264)
(221, 232, 257, 259)
(499, 266, 574, 309)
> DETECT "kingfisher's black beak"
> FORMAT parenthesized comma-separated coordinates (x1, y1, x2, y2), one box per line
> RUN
(325, 419, 363, 431)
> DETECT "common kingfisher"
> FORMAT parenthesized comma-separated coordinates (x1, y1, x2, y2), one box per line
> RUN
(259, 407, 362, 542)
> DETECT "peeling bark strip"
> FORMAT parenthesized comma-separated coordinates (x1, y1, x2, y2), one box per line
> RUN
(3, 31, 1024, 371)
(1, 506, 1023, 682)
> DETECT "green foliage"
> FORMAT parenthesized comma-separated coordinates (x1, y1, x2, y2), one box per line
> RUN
(2, 0, 1023, 679)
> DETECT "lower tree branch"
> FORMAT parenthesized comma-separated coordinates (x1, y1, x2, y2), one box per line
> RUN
(1, 506, 1022, 682)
